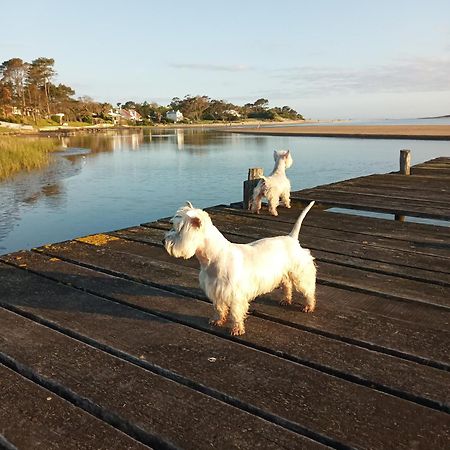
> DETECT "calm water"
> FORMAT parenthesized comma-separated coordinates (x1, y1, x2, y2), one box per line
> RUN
(1, 127, 449, 255)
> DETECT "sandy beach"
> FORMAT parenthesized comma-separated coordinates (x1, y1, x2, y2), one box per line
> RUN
(223, 124, 450, 140)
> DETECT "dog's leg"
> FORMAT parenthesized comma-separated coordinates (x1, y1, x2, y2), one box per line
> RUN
(267, 193, 279, 216)
(279, 276, 293, 306)
(292, 269, 316, 313)
(229, 301, 249, 335)
(280, 191, 291, 209)
(251, 189, 263, 214)
(209, 303, 229, 327)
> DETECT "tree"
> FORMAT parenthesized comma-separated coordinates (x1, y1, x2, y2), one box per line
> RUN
(253, 98, 269, 109)
(26, 57, 56, 115)
(0, 82, 12, 116)
(0, 58, 29, 112)
(170, 95, 210, 121)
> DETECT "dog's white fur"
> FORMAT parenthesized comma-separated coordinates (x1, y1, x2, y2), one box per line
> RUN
(164, 201, 316, 335)
(250, 150, 293, 216)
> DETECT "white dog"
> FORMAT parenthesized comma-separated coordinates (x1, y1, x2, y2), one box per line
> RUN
(250, 150, 293, 216)
(164, 201, 316, 335)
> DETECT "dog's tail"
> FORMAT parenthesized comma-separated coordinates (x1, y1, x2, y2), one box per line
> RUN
(289, 201, 315, 240)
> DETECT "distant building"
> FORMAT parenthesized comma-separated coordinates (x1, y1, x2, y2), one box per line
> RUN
(108, 108, 142, 124)
(166, 110, 183, 122)
(224, 109, 241, 118)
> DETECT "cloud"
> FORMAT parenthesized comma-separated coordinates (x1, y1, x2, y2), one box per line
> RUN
(169, 62, 252, 72)
(271, 56, 450, 96)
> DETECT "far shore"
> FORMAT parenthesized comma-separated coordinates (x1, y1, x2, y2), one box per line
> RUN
(220, 124, 450, 140)
(3, 120, 450, 141)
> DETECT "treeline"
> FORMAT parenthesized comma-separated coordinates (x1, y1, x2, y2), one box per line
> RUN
(0, 57, 303, 125)
(121, 96, 303, 124)
(0, 58, 111, 124)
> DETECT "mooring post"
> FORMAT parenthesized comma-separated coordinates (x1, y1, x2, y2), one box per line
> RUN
(396, 149, 411, 221)
(243, 167, 263, 210)
(400, 149, 411, 175)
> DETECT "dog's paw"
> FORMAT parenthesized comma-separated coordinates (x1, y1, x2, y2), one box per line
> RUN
(302, 305, 315, 313)
(209, 318, 227, 327)
(230, 325, 245, 336)
(279, 299, 292, 306)
(270, 210, 278, 216)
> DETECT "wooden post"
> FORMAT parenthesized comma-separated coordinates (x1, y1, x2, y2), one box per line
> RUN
(243, 168, 263, 210)
(396, 149, 411, 221)
(400, 149, 411, 175)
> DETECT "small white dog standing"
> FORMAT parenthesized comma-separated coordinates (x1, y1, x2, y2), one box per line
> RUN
(164, 201, 316, 335)
(250, 150, 293, 216)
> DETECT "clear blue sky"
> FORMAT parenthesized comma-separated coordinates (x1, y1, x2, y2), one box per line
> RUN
(1, 0, 449, 119)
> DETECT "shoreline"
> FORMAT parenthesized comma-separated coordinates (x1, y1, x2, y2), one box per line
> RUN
(219, 124, 450, 141)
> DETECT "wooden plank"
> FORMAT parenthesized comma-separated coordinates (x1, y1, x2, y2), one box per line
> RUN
(216, 205, 450, 242)
(0, 305, 314, 450)
(411, 167, 450, 176)
(5, 250, 450, 414)
(332, 173, 450, 194)
(1, 262, 449, 450)
(295, 172, 450, 203)
(302, 184, 450, 204)
(290, 189, 450, 220)
(23, 240, 450, 366)
(0, 364, 148, 450)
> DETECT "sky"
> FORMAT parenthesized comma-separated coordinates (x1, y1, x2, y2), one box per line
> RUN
(1, 0, 450, 119)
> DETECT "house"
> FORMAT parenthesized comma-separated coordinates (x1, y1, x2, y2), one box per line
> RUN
(224, 109, 241, 118)
(108, 108, 142, 124)
(166, 110, 183, 122)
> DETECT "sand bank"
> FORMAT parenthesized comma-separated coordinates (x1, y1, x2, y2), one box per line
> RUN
(222, 124, 450, 140)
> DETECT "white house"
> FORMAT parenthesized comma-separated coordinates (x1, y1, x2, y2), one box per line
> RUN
(166, 110, 183, 122)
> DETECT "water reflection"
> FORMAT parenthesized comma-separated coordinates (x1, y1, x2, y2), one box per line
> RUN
(57, 128, 227, 155)
(0, 155, 85, 252)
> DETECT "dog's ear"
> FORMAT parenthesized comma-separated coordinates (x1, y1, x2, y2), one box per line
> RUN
(285, 150, 290, 157)
(185, 201, 193, 208)
(190, 216, 202, 228)
(186, 209, 202, 228)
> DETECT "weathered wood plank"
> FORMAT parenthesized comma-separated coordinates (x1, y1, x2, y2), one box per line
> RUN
(0, 263, 449, 450)
(0, 304, 315, 450)
(4, 250, 450, 414)
(411, 166, 450, 176)
(22, 239, 450, 366)
(0, 364, 148, 450)
(300, 184, 450, 204)
(290, 189, 450, 220)
(205, 206, 450, 248)
(330, 173, 450, 194)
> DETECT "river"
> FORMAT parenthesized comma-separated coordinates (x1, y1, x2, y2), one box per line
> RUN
(1, 127, 449, 254)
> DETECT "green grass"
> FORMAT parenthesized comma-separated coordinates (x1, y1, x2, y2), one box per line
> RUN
(0, 136, 60, 180)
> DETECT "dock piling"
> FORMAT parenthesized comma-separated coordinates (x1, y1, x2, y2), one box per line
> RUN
(400, 149, 411, 175)
(396, 149, 411, 221)
(243, 168, 263, 209)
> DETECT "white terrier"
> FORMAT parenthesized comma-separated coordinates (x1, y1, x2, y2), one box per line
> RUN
(164, 201, 316, 335)
(250, 150, 293, 216)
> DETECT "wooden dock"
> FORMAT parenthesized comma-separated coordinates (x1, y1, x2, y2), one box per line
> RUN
(1, 156, 449, 449)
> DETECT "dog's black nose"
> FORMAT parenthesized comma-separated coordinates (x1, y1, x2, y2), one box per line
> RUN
(161, 238, 166, 245)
